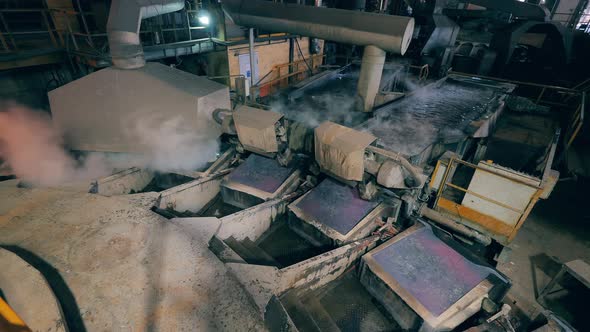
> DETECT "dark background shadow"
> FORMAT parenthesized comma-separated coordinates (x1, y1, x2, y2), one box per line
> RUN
(530, 253, 590, 330)
(529, 253, 562, 299)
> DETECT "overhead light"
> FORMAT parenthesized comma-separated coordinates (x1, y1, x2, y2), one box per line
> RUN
(198, 15, 210, 25)
(198, 12, 210, 26)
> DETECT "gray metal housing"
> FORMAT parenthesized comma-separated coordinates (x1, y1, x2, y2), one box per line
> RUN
(48, 62, 229, 153)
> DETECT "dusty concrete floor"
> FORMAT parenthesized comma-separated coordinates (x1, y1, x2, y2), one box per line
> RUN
(497, 178, 590, 322)
(1, 173, 588, 331)
(0, 180, 265, 332)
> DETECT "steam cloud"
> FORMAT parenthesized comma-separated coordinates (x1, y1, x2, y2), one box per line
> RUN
(268, 66, 468, 157)
(269, 89, 436, 157)
(127, 115, 219, 172)
(0, 103, 219, 187)
(270, 92, 363, 128)
(0, 104, 108, 186)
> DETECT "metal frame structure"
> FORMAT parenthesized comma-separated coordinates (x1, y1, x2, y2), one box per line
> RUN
(432, 156, 544, 244)
(448, 70, 586, 154)
(0, 8, 61, 53)
(253, 53, 324, 97)
(0, 1, 214, 66)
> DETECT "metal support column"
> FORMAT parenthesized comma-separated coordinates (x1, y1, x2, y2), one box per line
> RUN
(249, 27, 256, 101)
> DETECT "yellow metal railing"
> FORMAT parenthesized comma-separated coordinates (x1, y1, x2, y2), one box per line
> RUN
(253, 54, 324, 97)
(448, 70, 581, 108)
(448, 71, 586, 152)
(433, 157, 544, 242)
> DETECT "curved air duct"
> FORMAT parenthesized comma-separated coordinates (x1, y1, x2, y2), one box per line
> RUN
(223, 0, 415, 55)
(224, 0, 414, 112)
(107, 0, 185, 69)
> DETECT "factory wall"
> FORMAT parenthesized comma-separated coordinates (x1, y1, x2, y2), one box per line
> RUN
(206, 51, 232, 86)
(0, 65, 74, 111)
(226, 36, 324, 90)
(45, 0, 79, 32)
(552, 0, 584, 26)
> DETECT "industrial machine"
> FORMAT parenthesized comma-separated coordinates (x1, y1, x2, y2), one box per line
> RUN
(57, 70, 540, 332)
(35, 0, 572, 331)
(405, 0, 573, 80)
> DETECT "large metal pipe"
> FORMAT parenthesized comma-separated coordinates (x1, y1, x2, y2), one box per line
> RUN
(223, 0, 414, 55)
(367, 145, 424, 188)
(107, 0, 185, 69)
(357, 45, 386, 112)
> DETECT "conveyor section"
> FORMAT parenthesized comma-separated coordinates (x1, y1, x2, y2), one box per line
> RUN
(358, 76, 514, 162)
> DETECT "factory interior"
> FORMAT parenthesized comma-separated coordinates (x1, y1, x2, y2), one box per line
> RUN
(1, 0, 590, 331)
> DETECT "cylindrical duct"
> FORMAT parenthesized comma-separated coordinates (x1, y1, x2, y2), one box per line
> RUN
(356, 45, 386, 112)
(107, 0, 184, 69)
(223, 0, 414, 55)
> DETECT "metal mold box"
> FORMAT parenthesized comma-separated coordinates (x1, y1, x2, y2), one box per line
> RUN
(360, 224, 509, 331)
(288, 178, 393, 245)
(222, 154, 300, 209)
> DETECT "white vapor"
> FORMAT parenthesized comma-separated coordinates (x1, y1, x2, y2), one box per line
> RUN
(129, 115, 219, 172)
(0, 103, 219, 187)
(0, 104, 110, 186)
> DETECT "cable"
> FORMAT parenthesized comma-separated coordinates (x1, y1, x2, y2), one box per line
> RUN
(294, 38, 313, 74)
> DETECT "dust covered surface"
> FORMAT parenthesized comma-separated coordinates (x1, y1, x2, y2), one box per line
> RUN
(270, 70, 370, 129)
(372, 227, 491, 316)
(295, 178, 378, 235)
(0, 185, 265, 331)
(359, 78, 508, 156)
(227, 154, 293, 193)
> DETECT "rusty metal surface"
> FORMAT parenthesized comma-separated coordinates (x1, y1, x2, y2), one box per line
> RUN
(227, 154, 293, 194)
(295, 178, 378, 235)
(485, 112, 558, 173)
(371, 226, 493, 317)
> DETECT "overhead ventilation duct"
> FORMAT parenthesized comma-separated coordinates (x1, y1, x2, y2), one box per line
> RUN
(222, 0, 414, 55)
(223, 0, 414, 112)
(357, 45, 386, 112)
(107, 0, 185, 69)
